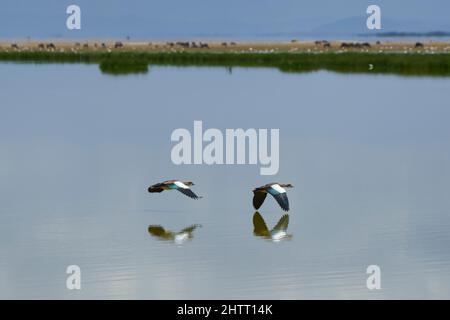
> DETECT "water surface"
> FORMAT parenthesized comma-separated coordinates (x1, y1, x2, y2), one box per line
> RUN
(0, 63, 450, 299)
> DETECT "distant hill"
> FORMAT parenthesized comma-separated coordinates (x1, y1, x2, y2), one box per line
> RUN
(310, 16, 450, 37)
(361, 31, 450, 37)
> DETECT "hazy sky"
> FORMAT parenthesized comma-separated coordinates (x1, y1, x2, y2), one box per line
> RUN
(0, 1, 449, 38)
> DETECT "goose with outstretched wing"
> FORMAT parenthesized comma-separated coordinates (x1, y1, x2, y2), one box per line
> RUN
(148, 180, 202, 199)
(253, 183, 293, 211)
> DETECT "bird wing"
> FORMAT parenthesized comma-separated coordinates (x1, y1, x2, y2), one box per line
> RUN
(176, 188, 201, 199)
(271, 192, 290, 211)
(268, 185, 290, 211)
(180, 224, 201, 233)
(174, 181, 189, 189)
(272, 214, 289, 232)
(252, 212, 270, 236)
(148, 187, 164, 193)
(252, 191, 267, 209)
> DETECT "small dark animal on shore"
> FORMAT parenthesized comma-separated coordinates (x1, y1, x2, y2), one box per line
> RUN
(75, 42, 81, 47)
(83, 43, 89, 48)
(101, 43, 106, 48)
(376, 41, 381, 45)
(230, 42, 236, 46)
(38, 43, 45, 49)
(323, 43, 331, 48)
(199, 42, 209, 48)
(11, 43, 19, 49)
(221, 42, 227, 46)
(46, 43, 56, 49)
(191, 42, 198, 48)
(341, 42, 369, 49)
(176, 41, 190, 48)
(315, 40, 329, 46)
(114, 41, 124, 48)
(166, 42, 174, 47)
(415, 42, 424, 48)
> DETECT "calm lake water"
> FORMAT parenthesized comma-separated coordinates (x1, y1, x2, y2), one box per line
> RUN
(1, 63, 450, 299)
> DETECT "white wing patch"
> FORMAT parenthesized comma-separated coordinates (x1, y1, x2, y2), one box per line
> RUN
(271, 184, 286, 194)
(174, 181, 189, 189)
(175, 233, 189, 244)
(271, 231, 287, 242)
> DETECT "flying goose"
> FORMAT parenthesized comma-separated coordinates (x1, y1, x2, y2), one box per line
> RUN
(253, 183, 293, 211)
(147, 180, 201, 199)
(148, 224, 201, 244)
(253, 212, 292, 241)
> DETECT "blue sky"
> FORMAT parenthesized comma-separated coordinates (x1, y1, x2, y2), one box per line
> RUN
(0, 0, 449, 39)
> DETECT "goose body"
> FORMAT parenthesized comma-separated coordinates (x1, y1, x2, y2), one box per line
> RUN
(148, 180, 201, 199)
(253, 183, 293, 211)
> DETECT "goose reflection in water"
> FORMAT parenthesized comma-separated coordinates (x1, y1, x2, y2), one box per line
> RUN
(148, 224, 201, 245)
(252, 212, 292, 242)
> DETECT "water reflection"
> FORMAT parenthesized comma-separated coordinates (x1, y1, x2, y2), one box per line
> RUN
(99, 60, 149, 75)
(148, 224, 201, 245)
(2, 63, 450, 298)
(252, 212, 292, 242)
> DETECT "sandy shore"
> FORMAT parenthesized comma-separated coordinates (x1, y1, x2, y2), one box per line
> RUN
(1, 40, 450, 53)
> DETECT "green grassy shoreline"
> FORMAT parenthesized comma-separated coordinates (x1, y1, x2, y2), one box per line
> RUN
(1, 50, 450, 76)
